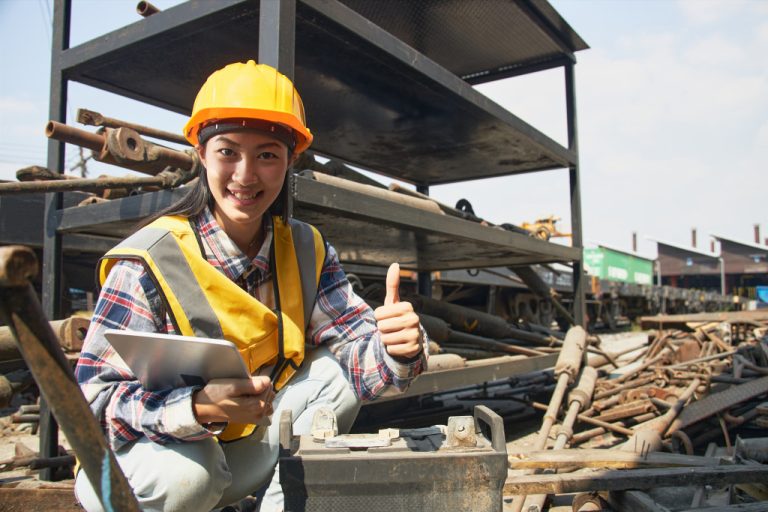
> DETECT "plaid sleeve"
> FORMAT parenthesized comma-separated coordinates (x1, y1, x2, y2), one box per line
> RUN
(74, 260, 212, 451)
(308, 244, 429, 401)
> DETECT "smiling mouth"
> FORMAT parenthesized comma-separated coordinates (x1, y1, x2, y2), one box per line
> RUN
(229, 190, 262, 201)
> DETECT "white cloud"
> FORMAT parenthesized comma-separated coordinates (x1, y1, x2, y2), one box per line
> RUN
(0, 97, 39, 115)
(756, 120, 768, 149)
(758, 22, 768, 44)
(683, 35, 745, 66)
(676, 0, 747, 25)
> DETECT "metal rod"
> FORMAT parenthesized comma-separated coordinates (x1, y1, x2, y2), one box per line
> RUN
(45, 120, 104, 152)
(136, 0, 160, 17)
(41, 0, 71, 480)
(45, 121, 194, 176)
(524, 367, 597, 512)
(510, 327, 587, 512)
(0, 245, 140, 510)
(0, 174, 168, 195)
(77, 108, 187, 145)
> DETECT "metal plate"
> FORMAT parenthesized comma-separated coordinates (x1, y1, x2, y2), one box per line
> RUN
(339, 0, 588, 81)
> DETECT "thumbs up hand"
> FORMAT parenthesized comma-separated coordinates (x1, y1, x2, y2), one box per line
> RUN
(374, 263, 423, 359)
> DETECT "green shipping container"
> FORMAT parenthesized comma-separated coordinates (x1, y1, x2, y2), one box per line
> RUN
(584, 247, 653, 285)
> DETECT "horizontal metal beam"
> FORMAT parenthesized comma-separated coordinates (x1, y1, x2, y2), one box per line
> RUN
(55, 188, 186, 233)
(372, 353, 558, 402)
(295, 177, 582, 263)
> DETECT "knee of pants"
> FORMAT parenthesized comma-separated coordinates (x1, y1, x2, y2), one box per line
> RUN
(76, 438, 232, 512)
(285, 349, 362, 434)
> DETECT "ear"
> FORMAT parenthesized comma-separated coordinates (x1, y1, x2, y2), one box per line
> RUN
(195, 144, 207, 167)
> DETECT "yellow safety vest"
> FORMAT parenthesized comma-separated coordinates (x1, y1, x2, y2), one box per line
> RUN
(98, 215, 325, 441)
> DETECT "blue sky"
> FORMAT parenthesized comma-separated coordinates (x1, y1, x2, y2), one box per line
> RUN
(1, 0, 766, 257)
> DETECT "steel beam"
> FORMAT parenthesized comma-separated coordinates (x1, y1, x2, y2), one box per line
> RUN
(40, 0, 71, 481)
(565, 61, 586, 326)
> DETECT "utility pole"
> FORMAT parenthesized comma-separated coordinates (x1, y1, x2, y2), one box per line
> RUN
(70, 146, 90, 177)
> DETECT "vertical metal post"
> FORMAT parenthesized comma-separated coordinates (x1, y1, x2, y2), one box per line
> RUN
(415, 184, 432, 298)
(40, 0, 71, 481)
(719, 257, 726, 295)
(565, 62, 585, 326)
(259, 0, 297, 219)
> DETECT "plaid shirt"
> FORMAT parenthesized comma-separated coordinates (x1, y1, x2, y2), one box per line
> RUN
(75, 207, 427, 450)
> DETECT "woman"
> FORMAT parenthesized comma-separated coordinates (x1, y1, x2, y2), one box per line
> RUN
(74, 60, 427, 512)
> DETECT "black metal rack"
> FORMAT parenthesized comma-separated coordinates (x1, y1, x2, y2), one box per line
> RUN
(41, 0, 588, 477)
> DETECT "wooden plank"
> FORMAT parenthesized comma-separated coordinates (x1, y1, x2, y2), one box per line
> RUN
(508, 449, 721, 470)
(0, 487, 81, 511)
(639, 311, 768, 329)
(503, 465, 768, 495)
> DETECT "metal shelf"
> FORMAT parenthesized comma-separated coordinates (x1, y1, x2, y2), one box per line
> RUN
(59, 0, 584, 185)
(55, 174, 581, 271)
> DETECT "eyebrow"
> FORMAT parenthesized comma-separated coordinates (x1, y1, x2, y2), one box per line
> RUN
(213, 136, 284, 150)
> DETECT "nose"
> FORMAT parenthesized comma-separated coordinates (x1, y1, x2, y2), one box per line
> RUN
(231, 156, 259, 186)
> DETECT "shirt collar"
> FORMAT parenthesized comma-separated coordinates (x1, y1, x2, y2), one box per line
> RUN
(193, 206, 272, 282)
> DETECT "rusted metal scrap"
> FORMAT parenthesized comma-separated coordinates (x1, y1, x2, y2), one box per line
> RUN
(0, 245, 140, 511)
(76, 108, 187, 146)
(0, 122, 199, 196)
(45, 120, 194, 175)
(509, 326, 587, 512)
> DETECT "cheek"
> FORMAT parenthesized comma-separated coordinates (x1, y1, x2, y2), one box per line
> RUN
(264, 168, 288, 188)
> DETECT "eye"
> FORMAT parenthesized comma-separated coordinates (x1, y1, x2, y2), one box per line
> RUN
(258, 151, 279, 160)
(217, 148, 236, 157)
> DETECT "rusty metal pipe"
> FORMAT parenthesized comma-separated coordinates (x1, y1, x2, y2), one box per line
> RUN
(667, 349, 737, 370)
(0, 173, 168, 196)
(571, 412, 657, 445)
(46, 121, 194, 176)
(531, 401, 636, 437)
(1, 316, 88, 360)
(615, 348, 672, 384)
(444, 330, 547, 357)
(0, 246, 140, 511)
(136, 1, 160, 17)
(510, 326, 587, 512)
(77, 108, 186, 145)
(594, 401, 658, 424)
(626, 378, 700, 438)
(45, 120, 104, 152)
(593, 375, 655, 401)
(523, 367, 598, 512)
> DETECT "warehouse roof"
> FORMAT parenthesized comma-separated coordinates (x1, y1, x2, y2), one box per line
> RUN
(646, 237, 720, 259)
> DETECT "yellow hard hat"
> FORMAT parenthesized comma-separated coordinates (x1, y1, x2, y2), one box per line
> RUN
(183, 60, 313, 153)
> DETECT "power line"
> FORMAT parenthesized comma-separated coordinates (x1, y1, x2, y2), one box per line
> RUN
(37, 0, 52, 43)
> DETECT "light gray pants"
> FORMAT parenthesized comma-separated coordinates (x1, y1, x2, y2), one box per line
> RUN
(75, 347, 361, 512)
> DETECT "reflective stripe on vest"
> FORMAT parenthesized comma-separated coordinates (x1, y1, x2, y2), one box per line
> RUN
(98, 215, 325, 441)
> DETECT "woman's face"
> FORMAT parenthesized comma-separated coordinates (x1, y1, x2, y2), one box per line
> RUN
(197, 130, 292, 238)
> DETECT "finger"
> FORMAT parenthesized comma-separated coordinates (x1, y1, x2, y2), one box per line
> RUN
(226, 376, 271, 397)
(380, 328, 421, 348)
(373, 301, 413, 321)
(384, 262, 401, 306)
(375, 311, 420, 333)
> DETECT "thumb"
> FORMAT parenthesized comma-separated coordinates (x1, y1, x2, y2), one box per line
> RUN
(247, 376, 272, 395)
(384, 262, 400, 306)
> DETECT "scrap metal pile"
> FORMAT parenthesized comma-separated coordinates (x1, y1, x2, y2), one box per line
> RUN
(502, 319, 768, 511)
(354, 310, 768, 510)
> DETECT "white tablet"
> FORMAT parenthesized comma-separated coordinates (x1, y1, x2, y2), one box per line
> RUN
(104, 329, 251, 390)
